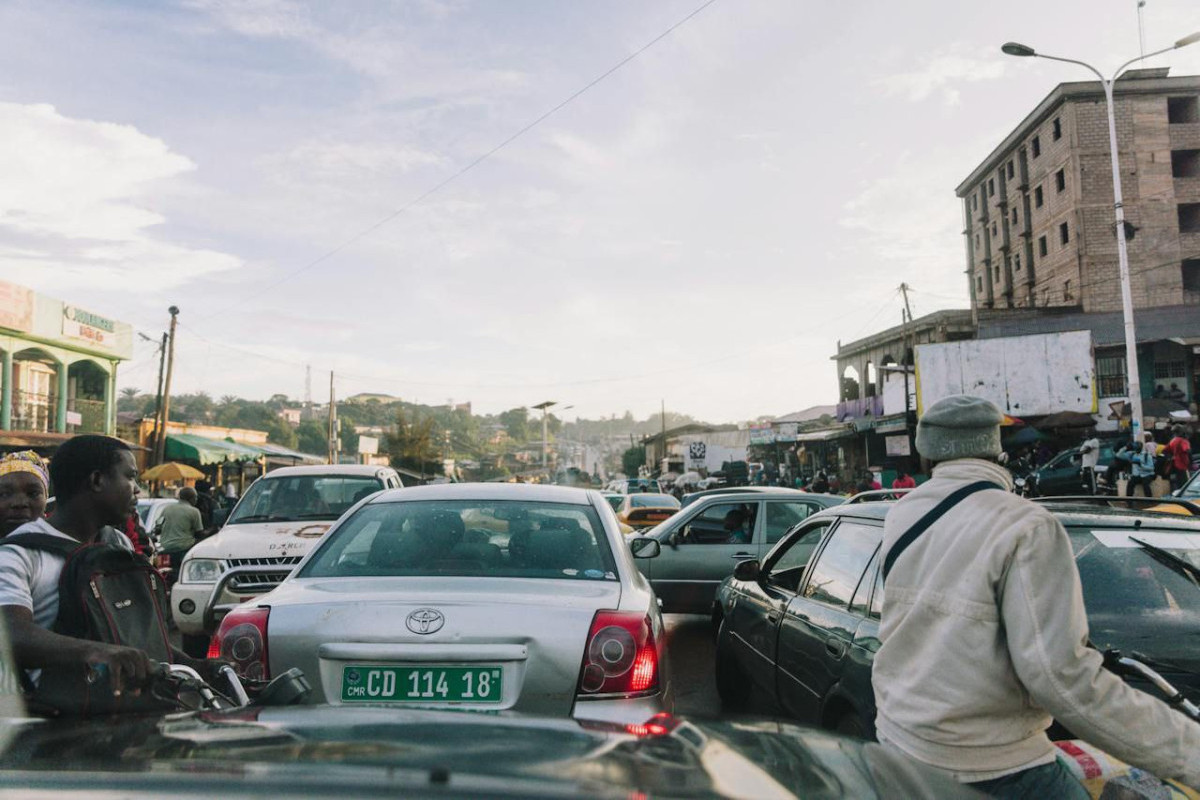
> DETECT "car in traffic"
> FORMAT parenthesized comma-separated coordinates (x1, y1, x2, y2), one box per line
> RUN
(613, 492, 680, 531)
(713, 498, 1200, 739)
(631, 490, 844, 614)
(211, 483, 670, 725)
(1022, 442, 1116, 496)
(135, 497, 175, 539)
(172, 465, 403, 655)
(681, 485, 818, 507)
(608, 478, 663, 494)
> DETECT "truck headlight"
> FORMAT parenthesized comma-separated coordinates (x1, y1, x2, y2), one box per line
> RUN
(181, 558, 223, 584)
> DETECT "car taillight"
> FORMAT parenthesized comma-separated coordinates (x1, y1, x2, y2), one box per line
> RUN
(577, 611, 659, 697)
(209, 606, 270, 680)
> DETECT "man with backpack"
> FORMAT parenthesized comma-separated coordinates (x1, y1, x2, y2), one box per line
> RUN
(872, 395, 1200, 796)
(0, 435, 211, 711)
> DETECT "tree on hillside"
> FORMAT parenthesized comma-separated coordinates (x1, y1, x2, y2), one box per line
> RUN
(622, 446, 646, 478)
(498, 407, 529, 442)
(266, 416, 298, 449)
(296, 421, 328, 455)
(339, 418, 359, 454)
(386, 408, 439, 474)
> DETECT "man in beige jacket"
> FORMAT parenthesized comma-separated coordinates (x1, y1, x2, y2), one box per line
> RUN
(873, 394, 1200, 797)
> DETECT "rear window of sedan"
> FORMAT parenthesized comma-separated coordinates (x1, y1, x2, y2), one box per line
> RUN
(299, 500, 619, 581)
(629, 494, 680, 509)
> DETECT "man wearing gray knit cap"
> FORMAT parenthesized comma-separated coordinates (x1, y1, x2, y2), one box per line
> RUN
(873, 394, 1200, 797)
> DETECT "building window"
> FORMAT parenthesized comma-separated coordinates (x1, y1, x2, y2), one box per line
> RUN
(1052, 117, 1062, 140)
(1038, 235, 1048, 257)
(972, 195, 978, 211)
(1059, 222, 1070, 245)
(1179, 203, 1200, 233)
(988, 178, 995, 196)
(1012, 207, 1019, 225)
(1055, 169, 1066, 192)
(1032, 136, 1041, 158)
(1007, 161, 1015, 179)
(1171, 150, 1200, 178)
(975, 233, 981, 248)
(1014, 253, 1021, 271)
(1096, 355, 1127, 397)
(1154, 360, 1186, 380)
(991, 221, 998, 237)
(1168, 96, 1200, 124)
(1035, 186, 1044, 207)
(1184, 259, 1200, 291)
(976, 275, 983, 293)
(1063, 279, 1073, 301)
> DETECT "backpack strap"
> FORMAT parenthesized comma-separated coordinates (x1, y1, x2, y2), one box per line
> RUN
(882, 481, 1003, 582)
(1, 533, 82, 558)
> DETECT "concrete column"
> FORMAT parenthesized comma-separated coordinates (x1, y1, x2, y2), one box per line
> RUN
(105, 361, 117, 435)
(56, 362, 69, 433)
(0, 349, 11, 430)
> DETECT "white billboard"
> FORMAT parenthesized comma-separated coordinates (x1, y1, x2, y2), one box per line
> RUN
(916, 330, 1097, 417)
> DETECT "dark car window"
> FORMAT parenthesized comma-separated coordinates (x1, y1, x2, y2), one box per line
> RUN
(869, 563, 884, 620)
(229, 475, 385, 523)
(802, 521, 883, 609)
(850, 548, 881, 617)
(681, 502, 757, 545)
(764, 501, 815, 544)
(765, 522, 831, 594)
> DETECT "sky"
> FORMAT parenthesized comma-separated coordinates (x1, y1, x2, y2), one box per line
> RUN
(2, 0, 1199, 423)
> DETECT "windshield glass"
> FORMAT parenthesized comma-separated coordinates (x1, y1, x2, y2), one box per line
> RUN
(630, 494, 680, 509)
(300, 500, 617, 581)
(1179, 475, 1200, 500)
(228, 475, 384, 524)
(1071, 528, 1200, 666)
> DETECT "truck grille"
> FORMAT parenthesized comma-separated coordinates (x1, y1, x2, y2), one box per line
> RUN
(226, 556, 304, 568)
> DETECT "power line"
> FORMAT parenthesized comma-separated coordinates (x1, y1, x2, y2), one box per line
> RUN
(199, 0, 723, 325)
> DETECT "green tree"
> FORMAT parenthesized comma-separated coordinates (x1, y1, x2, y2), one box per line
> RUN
(386, 408, 439, 474)
(296, 421, 328, 455)
(498, 407, 529, 442)
(266, 416, 298, 449)
(339, 418, 359, 454)
(622, 446, 646, 477)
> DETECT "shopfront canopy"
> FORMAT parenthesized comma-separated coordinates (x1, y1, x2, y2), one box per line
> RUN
(165, 433, 264, 465)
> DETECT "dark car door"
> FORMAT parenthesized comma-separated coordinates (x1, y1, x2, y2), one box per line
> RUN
(642, 500, 762, 614)
(726, 520, 834, 696)
(776, 520, 883, 724)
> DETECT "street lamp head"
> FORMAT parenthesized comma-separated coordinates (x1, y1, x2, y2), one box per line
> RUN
(1001, 42, 1037, 57)
(168, 305, 180, 316)
(1175, 31, 1200, 49)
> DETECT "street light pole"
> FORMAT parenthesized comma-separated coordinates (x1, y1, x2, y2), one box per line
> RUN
(1002, 32, 1200, 443)
(532, 401, 556, 476)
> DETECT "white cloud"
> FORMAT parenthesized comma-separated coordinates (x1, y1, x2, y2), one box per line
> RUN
(0, 102, 242, 291)
(878, 45, 1009, 105)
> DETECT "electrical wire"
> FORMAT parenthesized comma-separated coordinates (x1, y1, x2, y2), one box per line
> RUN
(198, 0, 723, 325)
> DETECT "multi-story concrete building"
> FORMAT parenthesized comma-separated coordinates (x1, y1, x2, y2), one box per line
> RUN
(956, 68, 1200, 407)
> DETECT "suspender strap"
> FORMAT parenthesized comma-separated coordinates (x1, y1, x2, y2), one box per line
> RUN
(882, 481, 1002, 582)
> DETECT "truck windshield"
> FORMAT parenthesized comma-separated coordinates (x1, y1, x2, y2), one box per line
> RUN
(228, 476, 384, 524)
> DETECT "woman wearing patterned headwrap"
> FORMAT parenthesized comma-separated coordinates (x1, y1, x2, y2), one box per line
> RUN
(0, 451, 49, 537)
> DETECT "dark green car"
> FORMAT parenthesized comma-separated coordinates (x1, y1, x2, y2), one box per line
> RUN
(1025, 443, 1116, 496)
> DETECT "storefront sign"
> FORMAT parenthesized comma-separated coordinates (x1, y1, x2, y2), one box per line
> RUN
(62, 305, 116, 348)
(774, 423, 798, 442)
(0, 281, 33, 333)
(687, 441, 707, 468)
(358, 436, 379, 455)
(749, 426, 775, 445)
(885, 435, 911, 457)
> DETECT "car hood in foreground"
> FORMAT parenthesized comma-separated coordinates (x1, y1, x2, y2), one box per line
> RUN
(0, 706, 978, 799)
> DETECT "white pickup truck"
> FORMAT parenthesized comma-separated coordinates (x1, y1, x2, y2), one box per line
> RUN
(171, 464, 403, 654)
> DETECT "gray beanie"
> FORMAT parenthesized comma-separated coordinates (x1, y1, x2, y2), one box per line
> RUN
(916, 395, 1004, 462)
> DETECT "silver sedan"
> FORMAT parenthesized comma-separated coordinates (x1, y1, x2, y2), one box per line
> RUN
(211, 483, 671, 725)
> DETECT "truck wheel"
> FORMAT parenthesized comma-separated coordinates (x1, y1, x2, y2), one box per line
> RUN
(714, 622, 751, 711)
(181, 633, 210, 659)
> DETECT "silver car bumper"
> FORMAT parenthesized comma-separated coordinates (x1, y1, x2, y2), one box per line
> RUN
(572, 691, 669, 726)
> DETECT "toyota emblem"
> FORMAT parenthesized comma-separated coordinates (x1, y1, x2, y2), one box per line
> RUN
(406, 608, 445, 635)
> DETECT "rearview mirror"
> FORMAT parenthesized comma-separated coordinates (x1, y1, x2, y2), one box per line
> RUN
(630, 537, 661, 559)
(733, 559, 761, 582)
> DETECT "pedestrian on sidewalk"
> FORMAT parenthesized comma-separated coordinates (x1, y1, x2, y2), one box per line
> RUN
(872, 395, 1200, 796)
(1163, 425, 1193, 492)
(1079, 431, 1100, 494)
(155, 487, 203, 584)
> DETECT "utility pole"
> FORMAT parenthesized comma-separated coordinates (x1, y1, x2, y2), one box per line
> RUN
(660, 399, 666, 475)
(153, 307, 179, 467)
(327, 371, 337, 464)
(899, 284, 916, 463)
(149, 332, 167, 461)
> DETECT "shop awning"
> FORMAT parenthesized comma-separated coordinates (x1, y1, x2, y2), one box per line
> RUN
(251, 442, 325, 465)
(793, 427, 856, 443)
(165, 433, 263, 465)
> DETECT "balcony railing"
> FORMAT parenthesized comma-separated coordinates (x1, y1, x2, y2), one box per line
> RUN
(11, 390, 56, 432)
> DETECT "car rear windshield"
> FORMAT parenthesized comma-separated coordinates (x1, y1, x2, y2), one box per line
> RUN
(630, 494, 679, 509)
(1071, 527, 1200, 665)
(299, 499, 619, 581)
(228, 475, 384, 524)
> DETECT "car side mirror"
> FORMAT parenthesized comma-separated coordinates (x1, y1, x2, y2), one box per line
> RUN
(733, 559, 761, 582)
(629, 537, 661, 559)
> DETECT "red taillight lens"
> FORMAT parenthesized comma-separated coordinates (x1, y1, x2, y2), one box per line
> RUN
(209, 606, 270, 680)
(577, 611, 659, 697)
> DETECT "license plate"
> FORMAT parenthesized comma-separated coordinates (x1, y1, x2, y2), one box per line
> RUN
(341, 665, 502, 703)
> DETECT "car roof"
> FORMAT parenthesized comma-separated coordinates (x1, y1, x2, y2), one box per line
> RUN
(371, 482, 596, 506)
(811, 498, 1200, 531)
(261, 464, 395, 479)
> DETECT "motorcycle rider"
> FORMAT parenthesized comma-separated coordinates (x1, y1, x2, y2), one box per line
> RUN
(873, 395, 1200, 796)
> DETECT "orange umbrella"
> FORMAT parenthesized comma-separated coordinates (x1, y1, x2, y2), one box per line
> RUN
(1001, 414, 1025, 427)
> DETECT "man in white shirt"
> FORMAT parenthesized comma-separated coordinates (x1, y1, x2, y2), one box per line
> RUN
(1079, 432, 1101, 494)
(0, 436, 154, 696)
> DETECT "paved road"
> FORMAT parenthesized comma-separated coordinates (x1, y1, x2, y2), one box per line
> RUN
(663, 612, 781, 721)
